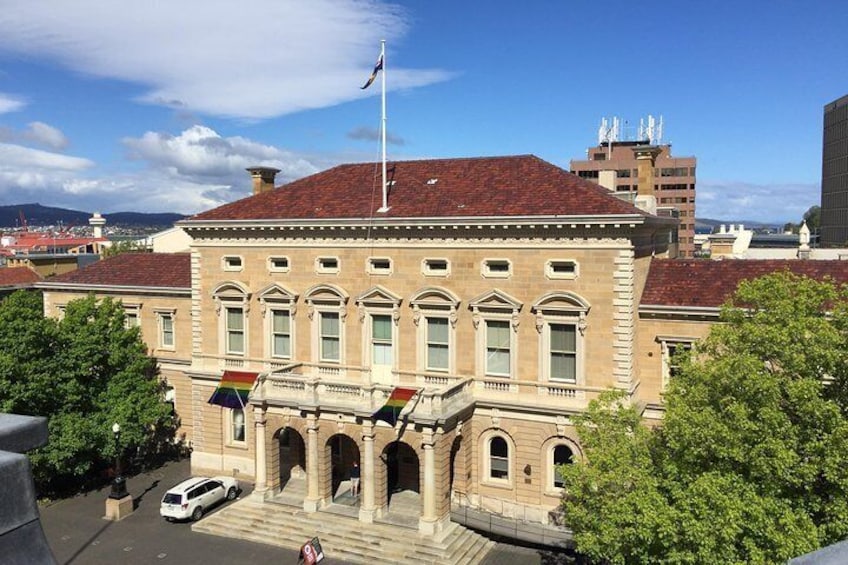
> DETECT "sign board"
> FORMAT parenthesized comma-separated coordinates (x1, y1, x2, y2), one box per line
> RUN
(300, 537, 324, 564)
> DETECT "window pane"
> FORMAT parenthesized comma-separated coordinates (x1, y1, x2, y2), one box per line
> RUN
(373, 342, 393, 365)
(321, 312, 339, 337)
(490, 437, 508, 457)
(227, 308, 244, 330)
(490, 457, 508, 478)
(551, 353, 576, 381)
(272, 311, 290, 333)
(486, 320, 510, 347)
(372, 315, 392, 340)
(428, 344, 449, 370)
(273, 335, 290, 357)
(228, 331, 244, 353)
(550, 324, 576, 352)
(232, 408, 245, 442)
(488, 350, 510, 375)
(427, 317, 448, 343)
(322, 337, 340, 361)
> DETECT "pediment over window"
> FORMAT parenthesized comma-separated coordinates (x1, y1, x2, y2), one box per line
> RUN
(469, 289, 523, 311)
(410, 286, 461, 309)
(212, 280, 251, 316)
(258, 283, 298, 317)
(355, 285, 402, 307)
(304, 283, 349, 303)
(212, 280, 250, 299)
(258, 283, 298, 303)
(531, 291, 591, 314)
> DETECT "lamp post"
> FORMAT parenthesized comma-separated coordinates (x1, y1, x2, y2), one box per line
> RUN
(109, 422, 128, 499)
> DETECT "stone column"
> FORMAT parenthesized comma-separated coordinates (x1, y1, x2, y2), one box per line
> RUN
(359, 422, 377, 523)
(419, 429, 439, 535)
(253, 406, 268, 495)
(304, 413, 321, 512)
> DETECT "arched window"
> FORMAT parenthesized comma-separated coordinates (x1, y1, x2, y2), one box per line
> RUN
(231, 408, 246, 444)
(489, 436, 509, 480)
(213, 281, 251, 359)
(552, 444, 574, 489)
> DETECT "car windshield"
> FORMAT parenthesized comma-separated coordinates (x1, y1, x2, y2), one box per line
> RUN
(163, 493, 182, 504)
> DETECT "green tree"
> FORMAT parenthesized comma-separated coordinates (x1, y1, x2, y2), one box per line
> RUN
(0, 291, 175, 495)
(560, 272, 848, 564)
(803, 205, 821, 231)
(102, 239, 148, 257)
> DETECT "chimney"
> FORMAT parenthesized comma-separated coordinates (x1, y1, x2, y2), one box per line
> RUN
(89, 212, 106, 238)
(246, 167, 281, 195)
(631, 145, 662, 215)
(597, 170, 616, 192)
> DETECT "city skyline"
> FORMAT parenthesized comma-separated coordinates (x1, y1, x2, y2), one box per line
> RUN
(0, 0, 845, 222)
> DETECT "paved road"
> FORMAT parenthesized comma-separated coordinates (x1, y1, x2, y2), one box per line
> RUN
(40, 458, 571, 565)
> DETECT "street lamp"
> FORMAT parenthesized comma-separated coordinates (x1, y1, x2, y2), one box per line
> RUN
(109, 422, 128, 499)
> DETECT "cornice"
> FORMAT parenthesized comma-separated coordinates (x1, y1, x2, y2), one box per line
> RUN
(35, 282, 191, 296)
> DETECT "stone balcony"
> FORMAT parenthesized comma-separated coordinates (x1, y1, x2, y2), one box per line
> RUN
(249, 361, 607, 421)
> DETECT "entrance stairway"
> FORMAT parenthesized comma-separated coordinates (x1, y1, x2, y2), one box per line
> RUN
(192, 495, 495, 564)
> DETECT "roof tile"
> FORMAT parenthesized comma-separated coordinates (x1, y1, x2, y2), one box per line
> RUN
(642, 259, 848, 308)
(188, 155, 645, 222)
(46, 253, 190, 288)
(0, 267, 42, 287)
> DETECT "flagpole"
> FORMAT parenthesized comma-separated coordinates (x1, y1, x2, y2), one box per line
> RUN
(379, 39, 388, 212)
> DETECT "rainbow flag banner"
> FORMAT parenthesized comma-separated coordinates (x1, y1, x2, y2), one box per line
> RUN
(207, 370, 258, 409)
(372, 387, 418, 426)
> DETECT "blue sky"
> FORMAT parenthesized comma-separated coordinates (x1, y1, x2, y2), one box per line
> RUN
(0, 0, 845, 222)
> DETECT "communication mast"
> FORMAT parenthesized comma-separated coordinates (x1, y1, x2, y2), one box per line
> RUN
(597, 117, 621, 145)
(638, 115, 664, 145)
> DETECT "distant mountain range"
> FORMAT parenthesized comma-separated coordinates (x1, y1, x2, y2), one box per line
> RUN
(696, 218, 784, 231)
(0, 203, 185, 229)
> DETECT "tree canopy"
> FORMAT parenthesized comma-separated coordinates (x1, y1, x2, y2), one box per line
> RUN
(0, 291, 176, 495)
(560, 272, 848, 564)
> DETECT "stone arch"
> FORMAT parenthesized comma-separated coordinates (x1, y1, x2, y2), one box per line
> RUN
(382, 440, 420, 504)
(324, 433, 360, 501)
(273, 426, 306, 490)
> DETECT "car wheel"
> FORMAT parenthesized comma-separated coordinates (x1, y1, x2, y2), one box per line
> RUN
(192, 506, 203, 521)
(227, 487, 237, 501)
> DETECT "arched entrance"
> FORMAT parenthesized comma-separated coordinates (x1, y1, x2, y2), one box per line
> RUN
(382, 441, 419, 504)
(275, 427, 306, 490)
(325, 434, 360, 502)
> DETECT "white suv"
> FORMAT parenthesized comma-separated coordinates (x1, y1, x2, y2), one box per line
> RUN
(160, 476, 239, 521)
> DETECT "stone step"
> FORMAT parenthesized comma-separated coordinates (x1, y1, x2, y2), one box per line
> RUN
(193, 496, 493, 564)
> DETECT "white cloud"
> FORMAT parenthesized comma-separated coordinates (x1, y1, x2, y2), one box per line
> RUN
(0, 124, 341, 215)
(0, 1, 452, 120)
(696, 179, 820, 224)
(0, 93, 25, 114)
(24, 122, 69, 150)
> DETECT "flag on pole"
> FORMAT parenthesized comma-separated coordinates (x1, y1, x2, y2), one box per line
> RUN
(361, 52, 384, 90)
(372, 387, 418, 426)
(207, 370, 258, 409)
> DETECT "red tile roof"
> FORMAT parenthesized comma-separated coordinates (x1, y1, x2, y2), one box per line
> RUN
(642, 259, 848, 309)
(0, 266, 42, 287)
(188, 155, 646, 222)
(43, 253, 190, 288)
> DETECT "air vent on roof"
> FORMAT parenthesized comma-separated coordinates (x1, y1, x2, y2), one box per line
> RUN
(426, 178, 438, 185)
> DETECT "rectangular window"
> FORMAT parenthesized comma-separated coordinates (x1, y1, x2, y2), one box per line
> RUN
(124, 312, 139, 329)
(368, 257, 392, 274)
(546, 260, 578, 280)
(160, 313, 174, 348)
(426, 317, 449, 371)
(320, 312, 340, 362)
(268, 256, 290, 272)
(423, 258, 450, 276)
(271, 310, 291, 358)
(223, 256, 243, 271)
(486, 320, 511, 377)
(226, 307, 245, 354)
(371, 314, 393, 365)
(482, 259, 511, 279)
(317, 257, 339, 273)
(550, 324, 577, 382)
(666, 342, 692, 379)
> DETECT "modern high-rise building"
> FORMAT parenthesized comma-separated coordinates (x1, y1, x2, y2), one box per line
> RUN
(820, 94, 848, 247)
(570, 118, 697, 258)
